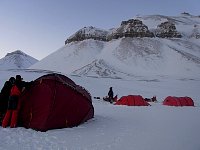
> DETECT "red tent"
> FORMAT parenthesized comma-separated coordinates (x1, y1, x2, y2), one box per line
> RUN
(115, 95, 150, 106)
(163, 96, 194, 106)
(18, 73, 94, 131)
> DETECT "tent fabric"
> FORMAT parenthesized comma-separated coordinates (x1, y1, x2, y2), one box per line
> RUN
(163, 96, 194, 106)
(18, 73, 94, 131)
(115, 95, 150, 106)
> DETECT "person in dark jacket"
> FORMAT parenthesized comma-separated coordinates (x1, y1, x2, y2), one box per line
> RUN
(0, 77, 15, 115)
(2, 75, 31, 128)
(108, 87, 114, 103)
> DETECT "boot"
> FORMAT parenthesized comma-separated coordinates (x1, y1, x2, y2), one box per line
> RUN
(2, 110, 12, 128)
(10, 110, 18, 128)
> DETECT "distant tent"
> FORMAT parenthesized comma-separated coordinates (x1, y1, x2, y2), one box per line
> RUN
(163, 96, 194, 106)
(18, 73, 94, 131)
(115, 95, 150, 106)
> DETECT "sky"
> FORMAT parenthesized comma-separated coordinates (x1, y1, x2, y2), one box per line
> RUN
(0, 0, 200, 60)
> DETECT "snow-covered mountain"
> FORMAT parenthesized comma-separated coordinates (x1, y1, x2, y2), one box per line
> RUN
(30, 13, 200, 78)
(0, 50, 38, 70)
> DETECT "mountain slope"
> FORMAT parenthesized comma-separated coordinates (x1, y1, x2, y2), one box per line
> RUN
(71, 38, 200, 77)
(30, 40, 105, 73)
(0, 50, 38, 70)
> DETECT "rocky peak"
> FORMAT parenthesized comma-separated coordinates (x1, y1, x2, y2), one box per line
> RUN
(5, 50, 27, 57)
(155, 21, 182, 38)
(65, 26, 108, 44)
(0, 50, 38, 69)
(190, 24, 200, 39)
(107, 19, 154, 40)
(181, 12, 192, 16)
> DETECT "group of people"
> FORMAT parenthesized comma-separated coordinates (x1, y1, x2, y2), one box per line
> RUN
(0, 75, 32, 128)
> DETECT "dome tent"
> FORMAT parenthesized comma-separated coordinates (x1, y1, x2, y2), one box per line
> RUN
(115, 95, 150, 106)
(163, 96, 194, 106)
(18, 73, 94, 131)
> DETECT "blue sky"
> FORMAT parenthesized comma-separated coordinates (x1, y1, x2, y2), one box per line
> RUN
(0, 0, 199, 60)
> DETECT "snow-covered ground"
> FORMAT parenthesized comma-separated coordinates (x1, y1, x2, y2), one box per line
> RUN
(0, 69, 199, 150)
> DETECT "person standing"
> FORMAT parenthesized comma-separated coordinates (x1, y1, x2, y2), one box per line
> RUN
(108, 87, 114, 103)
(0, 77, 15, 124)
(2, 75, 25, 128)
(0, 77, 15, 113)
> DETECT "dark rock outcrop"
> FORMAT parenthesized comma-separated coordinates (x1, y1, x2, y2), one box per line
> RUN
(155, 21, 182, 38)
(65, 26, 108, 44)
(107, 19, 154, 40)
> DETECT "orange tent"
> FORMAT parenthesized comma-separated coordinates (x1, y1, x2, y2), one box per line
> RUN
(163, 96, 194, 106)
(115, 95, 150, 106)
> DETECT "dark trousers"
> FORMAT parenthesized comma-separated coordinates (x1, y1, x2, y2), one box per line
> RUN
(8, 96, 19, 110)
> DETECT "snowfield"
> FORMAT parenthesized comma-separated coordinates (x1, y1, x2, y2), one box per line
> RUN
(0, 69, 200, 150)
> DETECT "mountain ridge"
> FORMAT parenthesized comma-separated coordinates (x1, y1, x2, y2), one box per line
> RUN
(65, 13, 200, 44)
